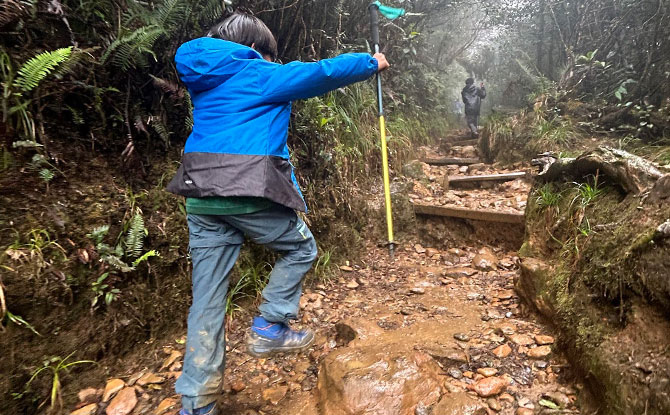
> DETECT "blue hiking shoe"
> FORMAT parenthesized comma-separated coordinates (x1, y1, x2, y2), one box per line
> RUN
(179, 401, 218, 415)
(246, 316, 315, 357)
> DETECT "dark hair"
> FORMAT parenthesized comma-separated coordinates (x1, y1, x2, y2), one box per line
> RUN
(465, 78, 474, 85)
(207, 12, 278, 61)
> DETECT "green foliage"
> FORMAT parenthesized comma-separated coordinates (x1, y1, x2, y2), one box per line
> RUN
(124, 213, 147, 258)
(14, 352, 95, 411)
(572, 175, 604, 209)
(535, 183, 562, 211)
(90, 272, 121, 308)
(87, 209, 158, 274)
(13, 47, 72, 92)
(101, 26, 164, 70)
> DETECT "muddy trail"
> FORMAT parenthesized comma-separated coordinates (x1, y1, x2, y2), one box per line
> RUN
(70, 133, 585, 415)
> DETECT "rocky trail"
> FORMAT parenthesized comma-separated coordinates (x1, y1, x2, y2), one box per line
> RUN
(70, 133, 585, 415)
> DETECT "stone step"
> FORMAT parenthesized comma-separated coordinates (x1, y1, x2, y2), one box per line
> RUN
(446, 172, 527, 187)
(413, 204, 525, 224)
(421, 157, 481, 166)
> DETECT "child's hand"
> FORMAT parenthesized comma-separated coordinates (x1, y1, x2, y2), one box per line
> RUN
(373, 53, 389, 72)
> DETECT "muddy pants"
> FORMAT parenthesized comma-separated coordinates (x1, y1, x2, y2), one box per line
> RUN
(175, 206, 318, 410)
(466, 113, 480, 136)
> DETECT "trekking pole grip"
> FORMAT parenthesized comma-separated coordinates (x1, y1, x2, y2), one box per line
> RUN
(369, 3, 380, 52)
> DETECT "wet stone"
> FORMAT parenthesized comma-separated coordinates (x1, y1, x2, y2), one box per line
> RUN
(345, 280, 359, 289)
(492, 344, 512, 358)
(477, 367, 499, 377)
(448, 368, 464, 379)
(534, 360, 548, 369)
(509, 334, 535, 346)
(527, 346, 552, 359)
(136, 372, 165, 386)
(105, 387, 137, 415)
(231, 380, 246, 393)
(71, 403, 97, 415)
(534, 335, 555, 345)
(155, 397, 179, 415)
(487, 398, 502, 412)
(102, 379, 125, 402)
(410, 287, 426, 295)
(262, 385, 288, 405)
(469, 376, 507, 397)
(454, 333, 470, 342)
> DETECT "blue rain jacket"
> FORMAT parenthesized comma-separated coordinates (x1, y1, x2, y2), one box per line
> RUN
(166, 37, 379, 211)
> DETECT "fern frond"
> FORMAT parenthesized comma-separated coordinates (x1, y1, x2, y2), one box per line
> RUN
(101, 26, 164, 70)
(124, 212, 146, 258)
(0, 0, 36, 27)
(199, 0, 224, 23)
(155, 0, 188, 31)
(184, 93, 193, 131)
(149, 75, 182, 96)
(14, 47, 72, 92)
(149, 116, 171, 144)
(87, 225, 110, 245)
(101, 254, 135, 273)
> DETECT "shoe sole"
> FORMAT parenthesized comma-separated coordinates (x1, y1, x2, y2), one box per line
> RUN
(246, 332, 315, 358)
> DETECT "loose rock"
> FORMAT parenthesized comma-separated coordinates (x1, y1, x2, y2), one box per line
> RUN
(155, 397, 179, 415)
(534, 335, 555, 345)
(468, 376, 507, 397)
(262, 385, 288, 405)
(492, 344, 512, 358)
(509, 334, 535, 346)
(454, 333, 470, 342)
(71, 403, 97, 415)
(105, 387, 137, 415)
(477, 367, 499, 377)
(527, 346, 552, 359)
(102, 379, 125, 402)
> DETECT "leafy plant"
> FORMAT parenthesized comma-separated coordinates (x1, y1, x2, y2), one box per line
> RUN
(87, 210, 158, 273)
(14, 353, 95, 411)
(90, 272, 121, 308)
(1, 47, 72, 140)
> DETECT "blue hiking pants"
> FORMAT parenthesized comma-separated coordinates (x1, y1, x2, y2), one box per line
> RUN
(175, 205, 318, 410)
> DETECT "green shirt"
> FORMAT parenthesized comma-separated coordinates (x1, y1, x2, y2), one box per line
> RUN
(186, 196, 273, 215)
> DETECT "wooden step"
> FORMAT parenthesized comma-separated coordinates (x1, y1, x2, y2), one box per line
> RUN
(450, 139, 479, 147)
(413, 204, 525, 224)
(446, 172, 527, 186)
(422, 157, 481, 166)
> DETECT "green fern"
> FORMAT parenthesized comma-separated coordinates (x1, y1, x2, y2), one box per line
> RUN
(124, 213, 146, 258)
(101, 26, 164, 70)
(87, 225, 110, 245)
(13, 47, 72, 92)
(155, 0, 189, 31)
(150, 117, 171, 145)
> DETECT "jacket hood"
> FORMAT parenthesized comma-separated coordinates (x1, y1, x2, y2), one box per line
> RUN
(463, 84, 477, 93)
(175, 37, 263, 93)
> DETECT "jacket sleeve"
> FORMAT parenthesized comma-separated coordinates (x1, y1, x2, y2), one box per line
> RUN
(478, 87, 487, 99)
(258, 53, 378, 102)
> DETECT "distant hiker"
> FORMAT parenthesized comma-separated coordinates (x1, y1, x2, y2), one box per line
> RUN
(166, 12, 389, 415)
(461, 78, 486, 137)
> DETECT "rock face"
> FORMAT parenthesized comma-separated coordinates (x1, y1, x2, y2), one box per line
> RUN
(318, 348, 443, 415)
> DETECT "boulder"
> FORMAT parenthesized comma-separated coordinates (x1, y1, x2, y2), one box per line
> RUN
(318, 348, 443, 415)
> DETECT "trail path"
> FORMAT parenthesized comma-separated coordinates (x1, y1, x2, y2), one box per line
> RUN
(72, 133, 583, 415)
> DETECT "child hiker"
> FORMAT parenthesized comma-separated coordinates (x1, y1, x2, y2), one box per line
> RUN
(166, 12, 389, 415)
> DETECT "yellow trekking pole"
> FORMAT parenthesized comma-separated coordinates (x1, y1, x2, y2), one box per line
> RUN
(369, 2, 405, 258)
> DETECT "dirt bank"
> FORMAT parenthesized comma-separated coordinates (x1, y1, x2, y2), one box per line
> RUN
(517, 147, 670, 414)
